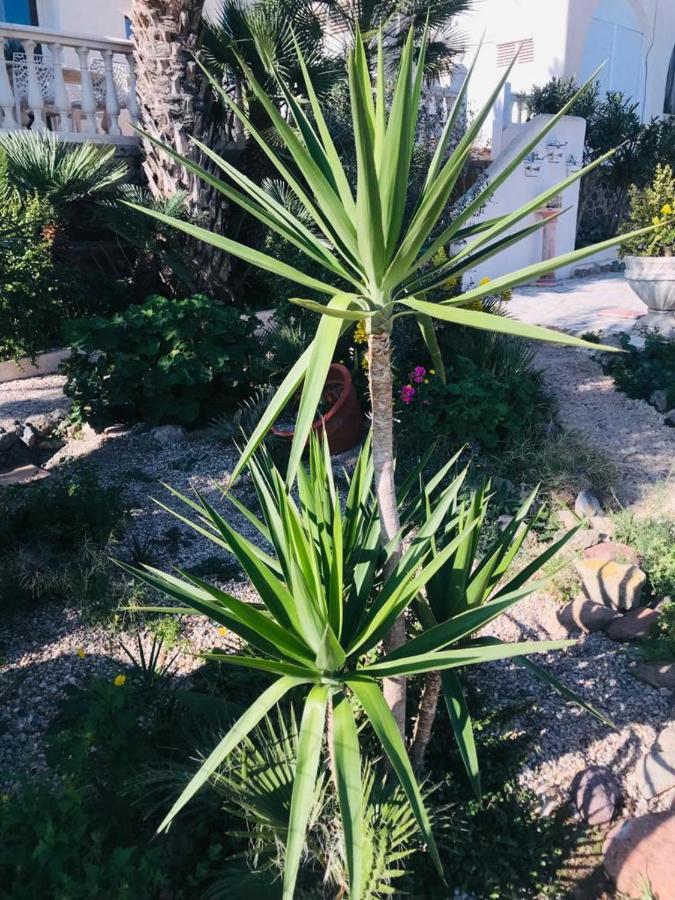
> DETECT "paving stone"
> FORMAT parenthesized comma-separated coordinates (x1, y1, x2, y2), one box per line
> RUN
(603, 812, 675, 898)
(0, 465, 50, 487)
(605, 607, 660, 642)
(638, 723, 675, 800)
(572, 766, 620, 826)
(575, 559, 646, 611)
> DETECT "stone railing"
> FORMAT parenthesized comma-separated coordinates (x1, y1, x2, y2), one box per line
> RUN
(0, 23, 138, 142)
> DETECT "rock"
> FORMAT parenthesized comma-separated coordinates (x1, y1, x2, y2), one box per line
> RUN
(575, 559, 647, 611)
(24, 407, 68, 436)
(559, 596, 620, 634)
(638, 723, 675, 799)
(584, 541, 640, 566)
(650, 389, 670, 413)
(572, 766, 620, 826)
(103, 424, 128, 437)
(575, 490, 604, 518)
(151, 424, 186, 445)
(557, 508, 579, 531)
(18, 424, 37, 448)
(570, 527, 603, 552)
(664, 409, 675, 428)
(633, 662, 675, 692)
(627, 334, 646, 350)
(0, 428, 18, 452)
(496, 514, 514, 530)
(605, 607, 660, 642)
(0, 465, 50, 487)
(603, 812, 675, 898)
(589, 516, 616, 539)
(37, 438, 64, 451)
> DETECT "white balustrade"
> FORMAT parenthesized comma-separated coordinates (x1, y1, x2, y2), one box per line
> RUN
(0, 22, 139, 143)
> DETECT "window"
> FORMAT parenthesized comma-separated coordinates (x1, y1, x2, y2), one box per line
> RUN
(0, 0, 38, 25)
(665, 46, 675, 115)
(124, 15, 133, 39)
(497, 38, 535, 68)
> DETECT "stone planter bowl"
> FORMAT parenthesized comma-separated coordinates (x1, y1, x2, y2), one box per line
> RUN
(624, 256, 675, 335)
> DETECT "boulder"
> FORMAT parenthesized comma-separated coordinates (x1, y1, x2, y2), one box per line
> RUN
(575, 490, 604, 518)
(604, 607, 660, 643)
(603, 812, 675, 898)
(584, 541, 640, 566)
(664, 409, 675, 428)
(0, 428, 18, 453)
(575, 559, 646, 611)
(557, 508, 579, 531)
(650, 389, 670, 413)
(633, 662, 675, 692)
(558, 596, 620, 634)
(637, 723, 675, 801)
(571, 766, 620, 826)
(24, 407, 68, 436)
(18, 424, 38, 448)
(151, 424, 186, 445)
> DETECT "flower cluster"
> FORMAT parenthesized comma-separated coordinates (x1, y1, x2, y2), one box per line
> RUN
(400, 366, 435, 404)
(353, 320, 368, 345)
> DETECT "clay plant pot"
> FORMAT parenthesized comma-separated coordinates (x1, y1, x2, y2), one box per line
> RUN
(272, 363, 363, 454)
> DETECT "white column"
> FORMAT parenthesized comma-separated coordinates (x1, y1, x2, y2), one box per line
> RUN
(76, 45, 97, 134)
(0, 52, 18, 129)
(24, 40, 46, 130)
(125, 54, 139, 126)
(102, 50, 121, 135)
(49, 43, 72, 134)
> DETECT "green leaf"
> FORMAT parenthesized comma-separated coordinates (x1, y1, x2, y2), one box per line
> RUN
(290, 295, 370, 321)
(417, 314, 446, 383)
(347, 678, 442, 876)
(315, 624, 346, 673)
(158, 676, 308, 832)
(283, 684, 329, 900)
(440, 671, 480, 800)
(332, 693, 364, 900)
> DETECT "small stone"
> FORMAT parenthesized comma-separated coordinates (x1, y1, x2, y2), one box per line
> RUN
(575, 490, 604, 518)
(584, 541, 640, 566)
(605, 607, 660, 642)
(558, 596, 620, 634)
(151, 424, 186, 445)
(571, 766, 620, 826)
(650, 389, 670, 413)
(19, 424, 38, 448)
(590, 516, 615, 539)
(638, 723, 675, 799)
(0, 465, 50, 486)
(575, 559, 647, 611)
(0, 428, 18, 452)
(664, 409, 675, 428)
(603, 812, 675, 898)
(633, 662, 675, 692)
(496, 514, 514, 530)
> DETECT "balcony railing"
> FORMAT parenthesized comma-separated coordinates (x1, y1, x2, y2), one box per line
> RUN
(0, 23, 138, 143)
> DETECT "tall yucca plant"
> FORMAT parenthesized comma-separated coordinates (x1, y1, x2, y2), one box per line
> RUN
(127, 28, 656, 730)
(121, 435, 579, 899)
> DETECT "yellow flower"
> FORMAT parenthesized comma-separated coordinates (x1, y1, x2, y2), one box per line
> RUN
(76, 648, 86, 659)
(479, 276, 491, 286)
(353, 320, 368, 345)
(423, 379, 429, 384)
(661, 203, 673, 216)
(653, 216, 662, 226)
(113, 674, 126, 687)
(217, 626, 228, 637)
(429, 369, 436, 375)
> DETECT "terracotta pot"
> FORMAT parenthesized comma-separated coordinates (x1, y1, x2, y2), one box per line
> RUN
(272, 363, 363, 454)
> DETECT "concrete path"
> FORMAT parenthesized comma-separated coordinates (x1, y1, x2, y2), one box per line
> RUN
(510, 275, 675, 517)
(509, 274, 647, 337)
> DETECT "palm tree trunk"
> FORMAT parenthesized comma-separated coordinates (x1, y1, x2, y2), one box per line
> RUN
(368, 329, 406, 736)
(129, 0, 232, 294)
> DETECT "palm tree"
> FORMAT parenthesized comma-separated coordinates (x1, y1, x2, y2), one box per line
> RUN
(127, 31, 653, 736)
(128, 0, 236, 294)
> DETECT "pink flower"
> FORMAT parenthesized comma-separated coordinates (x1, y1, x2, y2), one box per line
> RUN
(411, 365, 426, 383)
(400, 384, 416, 404)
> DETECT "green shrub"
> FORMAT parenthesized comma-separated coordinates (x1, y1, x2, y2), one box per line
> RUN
(622, 164, 675, 257)
(613, 513, 675, 600)
(605, 330, 675, 408)
(62, 294, 258, 427)
(0, 192, 94, 361)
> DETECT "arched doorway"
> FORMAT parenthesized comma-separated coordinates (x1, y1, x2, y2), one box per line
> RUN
(580, 0, 645, 113)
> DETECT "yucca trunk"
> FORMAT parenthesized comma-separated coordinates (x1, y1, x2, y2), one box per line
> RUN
(410, 672, 441, 770)
(368, 329, 406, 735)
(129, 0, 232, 293)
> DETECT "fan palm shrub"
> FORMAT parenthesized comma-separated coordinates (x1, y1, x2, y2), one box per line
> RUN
(128, 28, 656, 732)
(122, 434, 598, 898)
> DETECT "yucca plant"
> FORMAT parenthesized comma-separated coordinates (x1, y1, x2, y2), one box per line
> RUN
(121, 435, 592, 898)
(127, 26, 657, 732)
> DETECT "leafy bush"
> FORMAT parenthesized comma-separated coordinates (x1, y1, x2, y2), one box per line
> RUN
(62, 294, 258, 427)
(622, 164, 675, 256)
(0, 466, 128, 614)
(613, 513, 675, 600)
(0, 191, 95, 361)
(605, 330, 675, 408)
(641, 600, 675, 662)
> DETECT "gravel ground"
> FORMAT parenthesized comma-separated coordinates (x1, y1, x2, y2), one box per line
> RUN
(0, 370, 674, 819)
(0, 373, 68, 429)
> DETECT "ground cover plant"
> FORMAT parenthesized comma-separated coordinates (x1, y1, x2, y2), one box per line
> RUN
(604, 330, 675, 410)
(62, 294, 258, 427)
